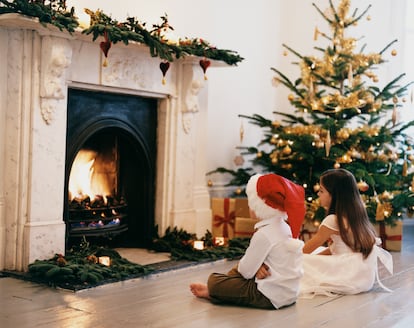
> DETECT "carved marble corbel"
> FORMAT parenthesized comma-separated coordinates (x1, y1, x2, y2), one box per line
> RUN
(182, 78, 204, 133)
(39, 36, 72, 124)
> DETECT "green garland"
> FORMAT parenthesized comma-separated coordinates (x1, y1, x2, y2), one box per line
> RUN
(24, 228, 249, 290)
(0, 0, 243, 65)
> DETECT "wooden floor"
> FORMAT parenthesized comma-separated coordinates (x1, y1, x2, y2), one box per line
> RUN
(1, 221, 414, 328)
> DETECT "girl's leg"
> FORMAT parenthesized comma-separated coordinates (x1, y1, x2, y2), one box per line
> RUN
(207, 266, 274, 309)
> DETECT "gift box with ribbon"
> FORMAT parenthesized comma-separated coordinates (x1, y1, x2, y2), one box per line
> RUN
(299, 220, 319, 242)
(234, 217, 259, 238)
(374, 220, 403, 252)
(211, 198, 236, 239)
(234, 198, 250, 217)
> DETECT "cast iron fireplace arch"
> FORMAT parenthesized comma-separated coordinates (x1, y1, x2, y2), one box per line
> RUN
(64, 88, 157, 249)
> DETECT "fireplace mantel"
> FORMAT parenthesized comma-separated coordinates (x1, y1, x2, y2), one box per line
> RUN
(0, 14, 217, 271)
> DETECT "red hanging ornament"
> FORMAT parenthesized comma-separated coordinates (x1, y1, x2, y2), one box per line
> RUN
(159, 61, 170, 85)
(99, 31, 112, 67)
(199, 58, 211, 80)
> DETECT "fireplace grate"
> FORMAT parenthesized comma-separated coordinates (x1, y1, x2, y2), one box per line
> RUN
(68, 198, 128, 238)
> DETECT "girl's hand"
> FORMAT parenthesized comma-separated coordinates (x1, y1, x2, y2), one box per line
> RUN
(256, 263, 270, 279)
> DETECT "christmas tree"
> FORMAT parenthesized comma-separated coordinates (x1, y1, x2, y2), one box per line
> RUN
(209, 0, 414, 228)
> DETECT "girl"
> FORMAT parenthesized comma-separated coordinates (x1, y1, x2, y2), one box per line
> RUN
(299, 168, 393, 297)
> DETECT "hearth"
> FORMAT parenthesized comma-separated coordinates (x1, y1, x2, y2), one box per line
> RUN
(65, 88, 157, 248)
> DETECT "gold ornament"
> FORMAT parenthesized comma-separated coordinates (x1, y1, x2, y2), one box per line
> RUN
(235, 188, 242, 195)
(314, 26, 320, 41)
(391, 49, 397, 56)
(392, 103, 398, 126)
(334, 162, 340, 169)
(288, 94, 295, 101)
(282, 145, 292, 155)
(347, 64, 353, 86)
(313, 183, 320, 192)
(272, 120, 281, 128)
(283, 50, 288, 56)
(256, 151, 263, 158)
(325, 130, 331, 157)
(402, 160, 408, 177)
(239, 120, 244, 143)
(207, 180, 213, 187)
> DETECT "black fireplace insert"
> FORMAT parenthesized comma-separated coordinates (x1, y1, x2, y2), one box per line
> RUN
(64, 88, 158, 249)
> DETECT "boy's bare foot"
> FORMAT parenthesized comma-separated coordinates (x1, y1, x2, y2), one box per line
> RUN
(190, 283, 210, 299)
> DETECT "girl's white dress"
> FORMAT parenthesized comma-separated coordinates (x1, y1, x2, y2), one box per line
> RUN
(299, 214, 393, 298)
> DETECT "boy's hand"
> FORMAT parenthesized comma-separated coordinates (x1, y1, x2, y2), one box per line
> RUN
(255, 263, 270, 279)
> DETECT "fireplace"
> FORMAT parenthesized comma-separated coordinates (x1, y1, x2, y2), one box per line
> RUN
(0, 15, 214, 271)
(65, 88, 157, 248)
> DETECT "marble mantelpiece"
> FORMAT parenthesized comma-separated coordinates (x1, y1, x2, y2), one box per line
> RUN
(0, 14, 215, 271)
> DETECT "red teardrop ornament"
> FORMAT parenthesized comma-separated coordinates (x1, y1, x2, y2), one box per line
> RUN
(99, 40, 112, 58)
(159, 61, 170, 85)
(99, 40, 112, 67)
(199, 59, 211, 80)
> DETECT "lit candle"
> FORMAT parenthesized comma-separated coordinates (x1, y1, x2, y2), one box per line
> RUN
(213, 237, 225, 246)
(193, 240, 204, 250)
(98, 256, 111, 266)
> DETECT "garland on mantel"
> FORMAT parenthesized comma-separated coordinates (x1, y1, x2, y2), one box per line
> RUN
(0, 0, 244, 81)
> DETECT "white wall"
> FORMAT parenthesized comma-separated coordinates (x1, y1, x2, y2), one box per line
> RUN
(67, 0, 409, 187)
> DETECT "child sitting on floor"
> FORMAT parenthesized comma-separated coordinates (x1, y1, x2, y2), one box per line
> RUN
(190, 173, 305, 309)
(299, 168, 393, 297)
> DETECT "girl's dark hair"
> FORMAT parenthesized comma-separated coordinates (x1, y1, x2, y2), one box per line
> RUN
(320, 168, 376, 258)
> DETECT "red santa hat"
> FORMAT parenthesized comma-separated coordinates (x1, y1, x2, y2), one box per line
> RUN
(245, 173, 305, 238)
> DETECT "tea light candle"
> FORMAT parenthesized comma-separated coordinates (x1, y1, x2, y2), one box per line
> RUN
(98, 256, 111, 266)
(214, 237, 225, 246)
(193, 240, 204, 250)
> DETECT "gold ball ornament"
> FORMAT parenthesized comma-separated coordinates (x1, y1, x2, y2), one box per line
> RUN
(313, 183, 320, 192)
(288, 94, 295, 101)
(256, 151, 263, 158)
(391, 49, 397, 56)
(283, 50, 288, 56)
(333, 162, 341, 169)
(235, 188, 242, 195)
(207, 180, 213, 187)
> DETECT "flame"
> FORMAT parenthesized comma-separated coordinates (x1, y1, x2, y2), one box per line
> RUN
(68, 149, 113, 203)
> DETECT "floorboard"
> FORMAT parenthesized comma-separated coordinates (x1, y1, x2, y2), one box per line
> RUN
(1, 220, 413, 328)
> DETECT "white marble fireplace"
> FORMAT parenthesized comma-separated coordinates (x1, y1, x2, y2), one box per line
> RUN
(0, 14, 215, 271)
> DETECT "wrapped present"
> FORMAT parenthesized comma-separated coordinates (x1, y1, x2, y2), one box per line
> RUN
(211, 198, 236, 239)
(234, 217, 259, 238)
(299, 220, 319, 242)
(235, 198, 250, 217)
(374, 220, 403, 252)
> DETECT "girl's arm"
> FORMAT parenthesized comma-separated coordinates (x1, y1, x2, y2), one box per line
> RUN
(303, 225, 336, 254)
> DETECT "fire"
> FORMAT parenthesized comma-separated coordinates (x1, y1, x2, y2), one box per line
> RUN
(68, 149, 113, 203)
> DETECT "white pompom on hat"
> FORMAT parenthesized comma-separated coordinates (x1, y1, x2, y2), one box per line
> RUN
(245, 173, 305, 238)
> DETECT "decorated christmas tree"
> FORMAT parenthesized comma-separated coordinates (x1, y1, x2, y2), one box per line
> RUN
(209, 0, 414, 230)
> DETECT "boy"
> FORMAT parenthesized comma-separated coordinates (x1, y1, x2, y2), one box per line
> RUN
(190, 173, 305, 309)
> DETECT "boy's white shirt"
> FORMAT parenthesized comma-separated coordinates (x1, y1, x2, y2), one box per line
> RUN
(238, 217, 304, 309)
